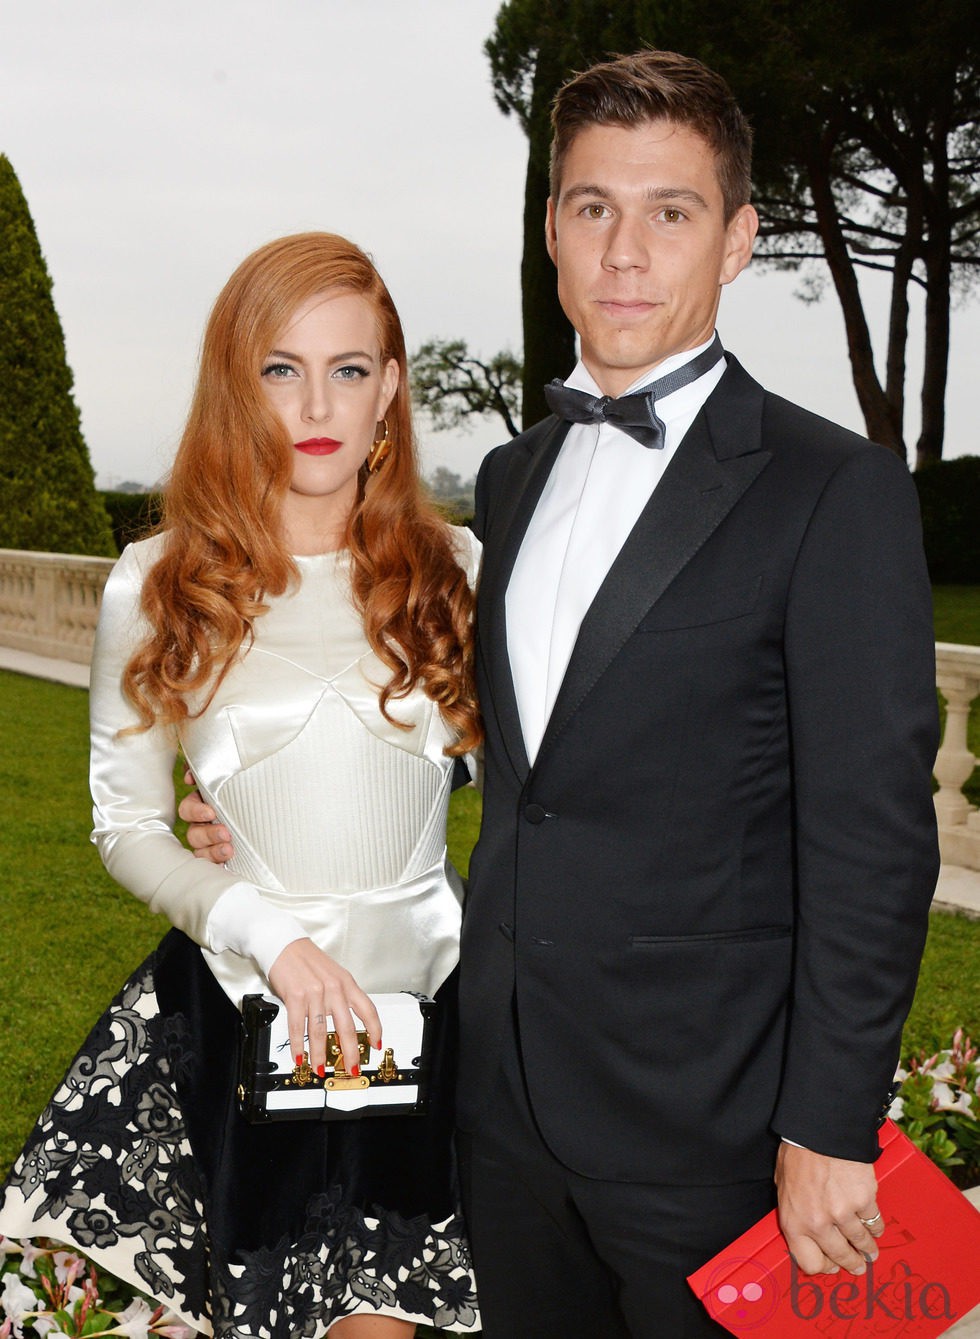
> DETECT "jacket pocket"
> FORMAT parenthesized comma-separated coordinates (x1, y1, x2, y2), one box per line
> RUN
(636, 573, 762, 631)
(630, 925, 791, 947)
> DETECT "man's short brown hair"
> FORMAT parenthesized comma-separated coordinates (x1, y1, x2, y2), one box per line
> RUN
(550, 49, 752, 221)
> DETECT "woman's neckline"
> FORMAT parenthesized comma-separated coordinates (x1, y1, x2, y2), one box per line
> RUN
(291, 547, 349, 561)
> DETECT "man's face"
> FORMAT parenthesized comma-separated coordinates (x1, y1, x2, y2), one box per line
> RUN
(546, 119, 758, 396)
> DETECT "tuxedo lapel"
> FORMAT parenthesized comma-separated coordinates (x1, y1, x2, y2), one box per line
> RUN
(536, 359, 771, 762)
(478, 416, 569, 781)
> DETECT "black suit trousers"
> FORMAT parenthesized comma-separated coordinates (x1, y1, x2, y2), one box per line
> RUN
(457, 1012, 776, 1339)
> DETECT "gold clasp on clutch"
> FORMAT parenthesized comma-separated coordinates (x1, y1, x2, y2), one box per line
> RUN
(376, 1048, 399, 1083)
(287, 1055, 316, 1088)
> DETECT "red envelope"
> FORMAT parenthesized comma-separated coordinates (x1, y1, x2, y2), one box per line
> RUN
(687, 1120, 980, 1336)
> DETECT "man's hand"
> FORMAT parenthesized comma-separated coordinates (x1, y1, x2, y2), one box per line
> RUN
(775, 1142, 884, 1275)
(178, 769, 235, 863)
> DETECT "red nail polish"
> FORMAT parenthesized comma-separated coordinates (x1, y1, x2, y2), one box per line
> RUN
(350, 1064, 360, 1078)
(375, 1040, 382, 1051)
(295, 1054, 304, 1066)
(317, 1064, 325, 1078)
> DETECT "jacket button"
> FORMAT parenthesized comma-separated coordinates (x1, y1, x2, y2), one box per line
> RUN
(524, 803, 547, 824)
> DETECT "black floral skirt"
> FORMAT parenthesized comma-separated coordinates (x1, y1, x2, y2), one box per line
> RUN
(0, 930, 479, 1335)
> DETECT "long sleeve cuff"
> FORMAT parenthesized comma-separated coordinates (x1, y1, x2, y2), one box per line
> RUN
(206, 883, 309, 981)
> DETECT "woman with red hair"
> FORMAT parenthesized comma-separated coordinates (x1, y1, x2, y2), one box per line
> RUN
(0, 234, 481, 1337)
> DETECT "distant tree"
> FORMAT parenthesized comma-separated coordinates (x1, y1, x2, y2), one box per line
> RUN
(486, 1, 662, 425)
(411, 338, 522, 439)
(679, 0, 980, 466)
(427, 467, 468, 498)
(484, 0, 980, 463)
(485, 0, 598, 426)
(424, 467, 477, 522)
(0, 155, 115, 555)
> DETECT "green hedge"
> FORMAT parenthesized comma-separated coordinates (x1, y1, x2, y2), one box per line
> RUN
(914, 457, 980, 584)
(100, 490, 163, 551)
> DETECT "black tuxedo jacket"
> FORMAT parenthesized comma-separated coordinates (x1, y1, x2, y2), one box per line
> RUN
(456, 355, 939, 1185)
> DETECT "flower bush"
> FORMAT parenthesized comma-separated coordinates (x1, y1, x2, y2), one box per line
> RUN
(0, 1239, 193, 1339)
(890, 1028, 980, 1189)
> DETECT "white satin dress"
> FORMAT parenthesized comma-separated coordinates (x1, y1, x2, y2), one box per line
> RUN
(0, 528, 482, 1337)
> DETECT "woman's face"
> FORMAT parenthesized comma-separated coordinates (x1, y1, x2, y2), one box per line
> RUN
(260, 289, 398, 544)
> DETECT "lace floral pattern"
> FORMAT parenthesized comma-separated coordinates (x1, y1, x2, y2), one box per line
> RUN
(0, 958, 478, 1336)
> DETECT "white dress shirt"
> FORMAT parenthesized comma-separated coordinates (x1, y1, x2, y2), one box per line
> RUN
(506, 334, 726, 764)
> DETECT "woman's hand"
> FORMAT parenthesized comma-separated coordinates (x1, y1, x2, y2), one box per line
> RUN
(267, 938, 382, 1077)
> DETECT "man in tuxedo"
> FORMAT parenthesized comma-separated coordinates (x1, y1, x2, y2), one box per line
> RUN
(184, 49, 939, 1338)
(450, 48, 939, 1338)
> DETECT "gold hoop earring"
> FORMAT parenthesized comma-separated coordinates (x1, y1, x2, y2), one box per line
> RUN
(366, 419, 393, 474)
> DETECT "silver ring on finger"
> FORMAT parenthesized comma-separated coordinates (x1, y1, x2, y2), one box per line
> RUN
(859, 1210, 883, 1228)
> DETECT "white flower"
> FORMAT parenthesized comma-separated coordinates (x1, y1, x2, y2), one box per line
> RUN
(0, 1273, 39, 1337)
(154, 1311, 195, 1339)
(888, 1093, 905, 1120)
(52, 1253, 84, 1289)
(930, 1079, 975, 1113)
(17, 1243, 41, 1279)
(932, 1079, 954, 1106)
(0, 1239, 22, 1260)
(114, 1298, 155, 1339)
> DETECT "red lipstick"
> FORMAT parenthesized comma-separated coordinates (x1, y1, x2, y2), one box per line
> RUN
(294, 438, 342, 455)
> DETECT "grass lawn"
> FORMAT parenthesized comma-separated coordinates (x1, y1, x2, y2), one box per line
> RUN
(933, 585, 980, 646)
(1, 584, 979, 1175)
(0, 673, 165, 1174)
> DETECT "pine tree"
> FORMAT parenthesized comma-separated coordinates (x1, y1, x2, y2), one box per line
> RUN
(0, 154, 115, 555)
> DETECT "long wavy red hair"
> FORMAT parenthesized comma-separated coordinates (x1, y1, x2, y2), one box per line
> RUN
(123, 232, 481, 755)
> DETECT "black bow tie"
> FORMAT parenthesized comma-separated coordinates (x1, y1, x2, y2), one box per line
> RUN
(543, 334, 724, 449)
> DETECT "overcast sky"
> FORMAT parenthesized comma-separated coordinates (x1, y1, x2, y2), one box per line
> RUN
(5, 1, 978, 488)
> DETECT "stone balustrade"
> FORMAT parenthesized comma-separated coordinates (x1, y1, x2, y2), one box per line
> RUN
(935, 642, 980, 872)
(0, 549, 979, 870)
(0, 549, 115, 665)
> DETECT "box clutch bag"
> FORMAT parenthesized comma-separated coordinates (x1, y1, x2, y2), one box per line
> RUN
(238, 990, 435, 1122)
